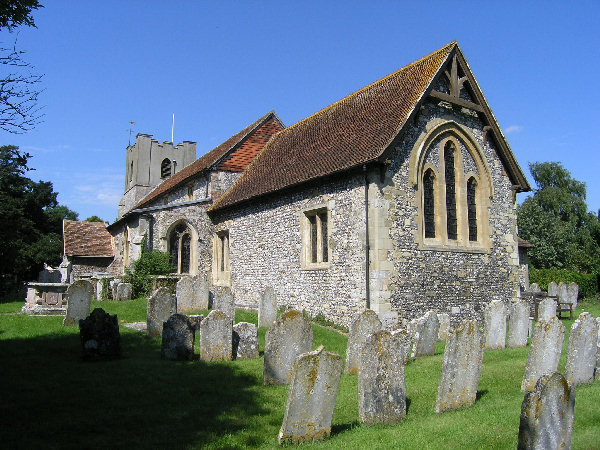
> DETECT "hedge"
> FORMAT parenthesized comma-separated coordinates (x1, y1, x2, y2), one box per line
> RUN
(529, 267, 599, 298)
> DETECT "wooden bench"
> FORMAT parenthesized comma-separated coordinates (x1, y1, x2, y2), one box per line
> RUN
(556, 302, 573, 320)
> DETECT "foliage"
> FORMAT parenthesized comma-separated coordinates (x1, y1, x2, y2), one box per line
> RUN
(126, 249, 174, 296)
(518, 162, 600, 272)
(0, 0, 42, 30)
(85, 215, 104, 222)
(529, 267, 599, 298)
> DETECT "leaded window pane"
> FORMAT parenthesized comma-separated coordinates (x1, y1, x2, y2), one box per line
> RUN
(169, 232, 179, 271)
(309, 215, 317, 263)
(181, 234, 191, 273)
(444, 142, 457, 240)
(320, 212, 328, 263)
(467, 178, 477, 241)
(424, 169, 435, 238)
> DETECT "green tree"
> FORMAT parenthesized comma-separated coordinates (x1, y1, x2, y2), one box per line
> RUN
(85, 215, 104, 223)
(518, 162, 600, 272)
(0, 0, 42, 30)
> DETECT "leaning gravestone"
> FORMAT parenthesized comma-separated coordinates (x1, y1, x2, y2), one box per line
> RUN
(358, 330, 407, 425)
(521, 316, 565, 391)
(115, 282, 132, 301)
(547, 282, 558, 297)
(194, 277, 209, 310)
(408, 316, 425, 359)
(212, 287, 235, 320)
(278, 346, 343, 445)
(484, 300, 507, 350)
(161, 313, 195, 361)
(537, 298, 556, 322)
(565, 312, 598, 386)
(147, 287, 177, 338)
(232, 322, 259, 360)
(567, 282, 579, 310)
(345, 310, 382, 374)
(63, 280, 94, 326)
(263, 310, 313, 385)
(175, 276, 195, 313)
(258, 286, 277, 328)
(199, 310, 232, 361)
(391, 328, 413, 365)
(518, 372, 575, 450)
(79, 308, 121, 360)
(508, 300, 529, 348)
(436, 320, 484, 413)
(437, 313, 451, 340)
(412, 311, 439, 357)
(529, 283, 541, 293)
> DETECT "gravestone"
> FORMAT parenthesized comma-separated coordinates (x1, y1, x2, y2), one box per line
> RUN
(115, 282, 132, 301)
(278, 346, 343, 445)
(567, 282, 579, 310)
(436, 320, 484, 413)
(258, 286, 277, 328)
(199, 310, 232, 361)
(79, 308, 121, 360)
(537, 298, 556, 322)
(412, 311, 439, 357)
(232, 322, 259, 360)
(110, 280, 120, 300)
(508, 300, 529, 348)
(391, 328, 413, 364)
(175, 276, 195, 313)
(437, 313, 451, 340)
(358, 330, 407, 425)
(547, 282, 558, 297)
(263, 310, 313, 385)
(596, 317, 600, 381)
(529, 283, 541, 293)
(96, 279, 105, 301)
(194, 277, 209, 310)
(557, 282, 568, 305)
(345, 310, 382, 374)
(565, 312, 598, 386)
(518, 372, 575, 450)
(378, 311, 399, 330)
(188, 314, 204, 332)
(161, 313, 195, 361)
(63, 280, 94, 326)
(147, 287, 177, 338)
(212, 287, 235, 320)
(484, 300, 507, 349)
(521, 316, 565, 391)
(408, 316, 425, 359)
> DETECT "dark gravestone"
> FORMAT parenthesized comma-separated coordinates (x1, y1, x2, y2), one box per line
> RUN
(79, 308, 121, 360)
(161, 314, 195, 361)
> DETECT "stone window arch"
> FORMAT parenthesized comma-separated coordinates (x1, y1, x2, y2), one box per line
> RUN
(161, 158, 172, 179)
(423, 169, 436, 239)
(467, 177, 478, 241)
(166, 221, 196, 274)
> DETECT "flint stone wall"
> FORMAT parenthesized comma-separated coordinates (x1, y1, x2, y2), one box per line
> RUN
(147, 287, 177, 337)
(199, 310, 232, 361)
(161, 313, 195, 361)
(278, 346, 343, 445)
(565, 312, 597, 386)
(508, 300, 529, 348)
(64, 280, 94, 326)
(345, 310, 382, 374)
(522, 317, 565, 392)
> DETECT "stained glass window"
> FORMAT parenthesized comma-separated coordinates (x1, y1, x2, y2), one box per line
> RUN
(444, 142, 457, 240)
(424, 169, 435, 238)
(467, 177, 477, 241)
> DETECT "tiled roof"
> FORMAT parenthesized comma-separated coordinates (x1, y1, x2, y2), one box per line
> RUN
(131, 111, 283, 211)
(210, 42, 455, 211)
(63, 220, 114, 257)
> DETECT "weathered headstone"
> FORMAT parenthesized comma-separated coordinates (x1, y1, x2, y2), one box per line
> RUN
(378, 311, 399, 330)
(263, 310, 313, 385)
(529, 283, 541, 293)
(147, 287, 177, 338)
(391, 328, 413, 365)
(161, 313, 195, 361)
(412, 311, 439, 357)
(194, 277, 209, 310)
(557, 282, 568, 305)
(408, 316, 425, 359)
(188, 314, 204, 332)
(518, 372, 575, 450)
(358, 330, 406, 425)
(537, 298, 556, 322)
(436, 320, 484, 413)
(278, 346, 343, 445)
(63, 280, 94, 326)
(79, 308, 121, 360)
(110, 279, 120, 300)
(199, 310, 232, 361)
(508, 300, 529, 348)
(175, 276, 196, 313)
(212, 287, 235, 320)
(258, 286, 278, 328)
(115, 282, 132, 301)
(567, 282, 579, 310)
(345, 310, 382, 374)
(565, 312, 598, 386)
(232, 322, 259, 360)
(484, 300, 507, 349)
(437, 313, 451, 340)
(521, 316, 565, 391)
(547, 282, 558, 297)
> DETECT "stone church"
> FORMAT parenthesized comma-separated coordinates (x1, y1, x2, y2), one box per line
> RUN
(65, 42, 531, 326)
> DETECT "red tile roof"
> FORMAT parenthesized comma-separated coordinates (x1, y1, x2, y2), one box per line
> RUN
(63, 220, 114, 257)
(131, 111, 283, 211)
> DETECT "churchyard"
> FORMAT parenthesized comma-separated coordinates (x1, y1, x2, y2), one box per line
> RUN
(0, 297, 599, 448)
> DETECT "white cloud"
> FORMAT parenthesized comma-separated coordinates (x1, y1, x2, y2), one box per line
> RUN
(504, 125, 523, 134)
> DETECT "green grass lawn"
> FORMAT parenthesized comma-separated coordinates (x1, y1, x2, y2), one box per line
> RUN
(0, 299, 598, 449)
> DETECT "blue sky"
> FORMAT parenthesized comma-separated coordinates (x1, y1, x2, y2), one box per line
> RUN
(2, 1, 599, 222)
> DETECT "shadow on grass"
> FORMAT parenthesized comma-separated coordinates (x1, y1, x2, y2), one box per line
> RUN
(476, 389, 489, 401)
(0, 330, 268, 449)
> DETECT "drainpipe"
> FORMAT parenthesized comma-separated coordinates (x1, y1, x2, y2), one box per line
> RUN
(363, 164, 370, 310)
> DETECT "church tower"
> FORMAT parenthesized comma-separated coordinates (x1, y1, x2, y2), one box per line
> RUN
(118, 134, 196, 218)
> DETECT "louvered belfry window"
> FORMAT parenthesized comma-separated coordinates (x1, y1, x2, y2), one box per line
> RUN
(161, 158, 172, 178)
(444, 142, 457, 240)
(423, 169, 435, 238)
(467, 177, 477, 241)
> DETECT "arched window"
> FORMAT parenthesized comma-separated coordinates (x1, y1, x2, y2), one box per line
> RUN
(161, 158, 172, 179)
(444, 142, 457, 240)
(423, 169, 436, 238)
(169, 223, 191, 273)
(467, 177, 478, 241)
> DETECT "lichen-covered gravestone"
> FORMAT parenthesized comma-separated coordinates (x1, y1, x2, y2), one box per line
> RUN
(484, 300, 507, 349)
(378, 311, 399, 330)
(212, 287, 235, 320)
(175, 276, 195, 313)
(199, 310, 232, 361)
(232, 322, 259, 360)
(436, 320, 484, 413)
(63, 280, 94, 326)
(508, 300, 529, 348)
(391, 328, 413, 365)
(258, 286, 277, 328)
(147, 287, 177, 337)
(358, 330, 406, 425)
(115, 282, 132, 301)
(437, 313, 451, 340)
(537, 298, 556, 322)
(194, 277, 209, 310)
(565, 312, 598, 386)
(411, 311, 439, 357)
(345, 310, 382, 374)
(557, 282, 568, 305)
(263, 310, 313, 385)
(547, 282, 558, 297)
(278, 346, 343, 445)
(161, 313, 195, 361)
(521, 316, 565, 391)
(529, 283, 541, 293)
(79, 308, 121, 360)
(110, 280, 120, 300)
(518, 372, 575, 450)
(567, 282, 578, 310)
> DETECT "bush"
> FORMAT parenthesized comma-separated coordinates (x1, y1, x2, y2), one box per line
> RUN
(125, 250, 174, 297)
(529, 267, 599, 298)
